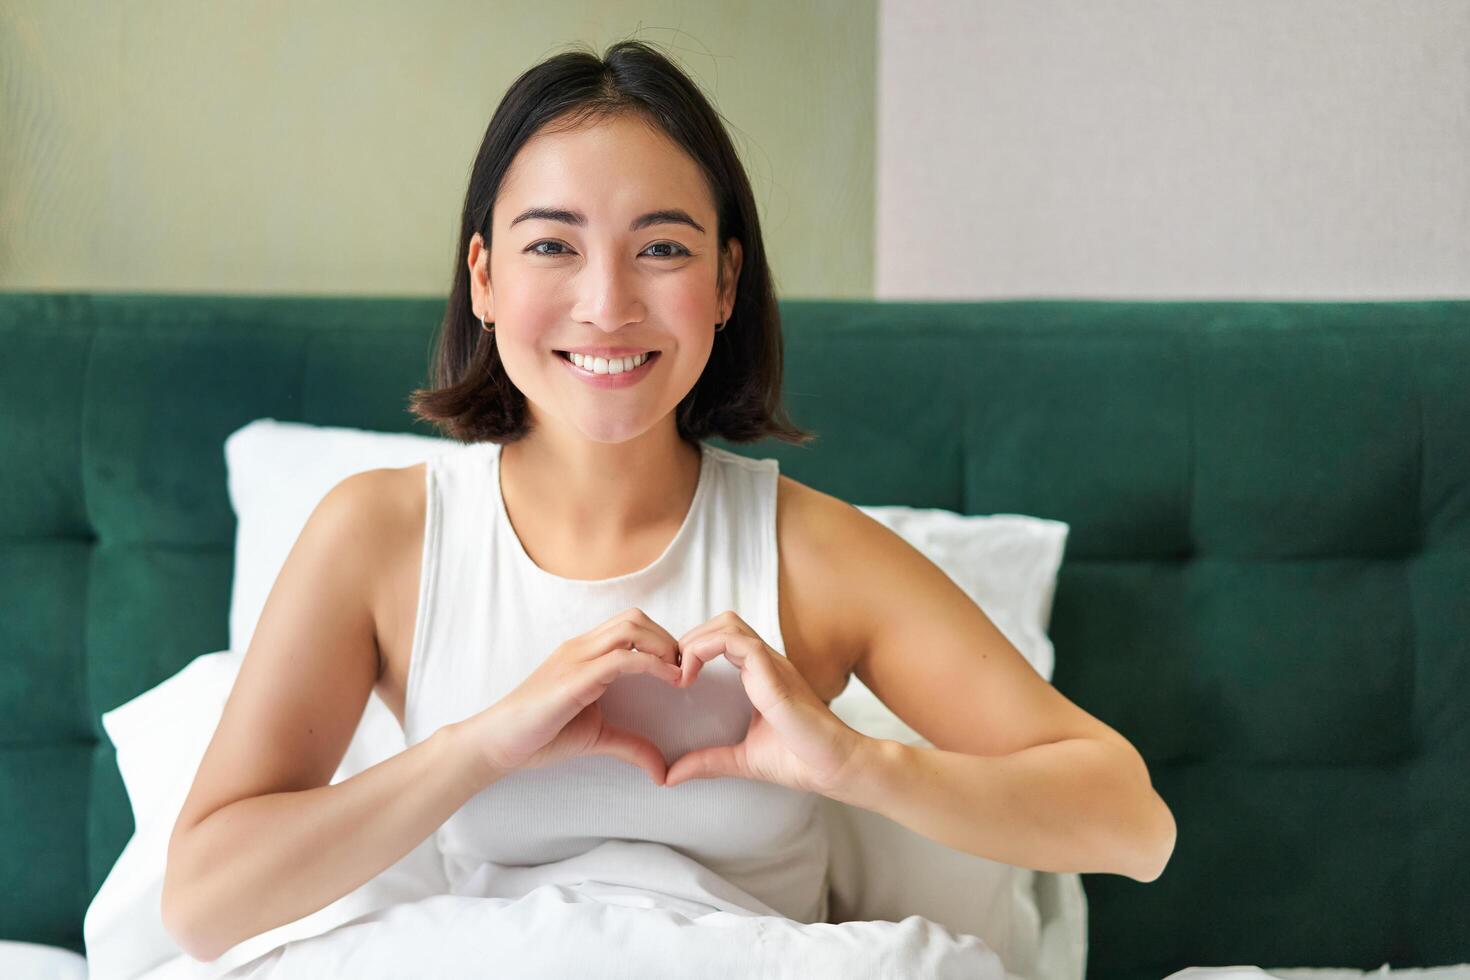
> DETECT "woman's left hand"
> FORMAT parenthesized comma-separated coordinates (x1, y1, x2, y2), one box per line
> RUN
(663, 611, 867, 795)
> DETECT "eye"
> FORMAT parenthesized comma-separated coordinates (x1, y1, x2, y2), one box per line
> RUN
(523, 240, 693, 259)
(644, 241, 693, 259)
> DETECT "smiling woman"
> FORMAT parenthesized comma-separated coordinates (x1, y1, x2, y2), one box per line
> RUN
(160, 38, 1056, 977)
(387, 38, 872, 932)
(406, 48, 809, 455)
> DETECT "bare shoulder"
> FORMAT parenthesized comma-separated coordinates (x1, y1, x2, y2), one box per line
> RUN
(370, 461, 428, 528)
(334, 463, 425, 556)
(370, 464, 429, 669)
(337, 463, 428, 687)
(774, 473, 877, 703)
(775, 472, 891, 587)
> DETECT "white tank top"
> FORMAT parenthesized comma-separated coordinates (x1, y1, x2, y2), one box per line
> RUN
(401, 439, 831, 923)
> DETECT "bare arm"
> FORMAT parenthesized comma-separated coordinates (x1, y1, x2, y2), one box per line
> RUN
(160, 469, 500, 961)
(828, 736, 1174, 882)
(163, 722, 499, 961)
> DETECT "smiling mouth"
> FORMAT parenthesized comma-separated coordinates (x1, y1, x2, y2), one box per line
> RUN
(554, 350, 661, 369)
(554, 350, 660, 358)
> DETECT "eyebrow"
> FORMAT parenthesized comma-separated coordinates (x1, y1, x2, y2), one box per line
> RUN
(508, 206, 706, 235)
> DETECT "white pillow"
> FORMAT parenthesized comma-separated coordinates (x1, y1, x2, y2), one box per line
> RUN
(822, 505, 1072, 980)
(226, 419, 460, 657)
(0, 941, 88, 980)
(86, 654, 240, 980)
(86, 650, 450, 980)
(204, 418, 1084, 977)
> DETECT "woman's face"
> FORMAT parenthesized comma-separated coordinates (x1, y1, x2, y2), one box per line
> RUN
(469, 114, 742, 445)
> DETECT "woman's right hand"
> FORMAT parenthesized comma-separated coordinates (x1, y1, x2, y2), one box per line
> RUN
(458, 608, 685, 785)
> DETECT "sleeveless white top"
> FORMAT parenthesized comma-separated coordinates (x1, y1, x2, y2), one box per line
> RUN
(401, 439, 831, 924)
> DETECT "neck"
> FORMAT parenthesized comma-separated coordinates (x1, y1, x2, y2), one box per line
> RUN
(498, 424, 703, 551)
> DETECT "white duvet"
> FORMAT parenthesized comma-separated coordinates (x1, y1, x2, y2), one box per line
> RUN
(136, 839, 1018, 980)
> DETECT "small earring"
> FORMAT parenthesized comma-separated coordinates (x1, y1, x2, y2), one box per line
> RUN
(480, 313, 495, 333)
(714, 316, 728, 333)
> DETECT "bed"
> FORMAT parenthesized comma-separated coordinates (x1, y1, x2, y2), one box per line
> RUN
(1, 291, 1466, 978)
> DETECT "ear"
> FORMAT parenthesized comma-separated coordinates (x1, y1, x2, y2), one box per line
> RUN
(720, 237, 743, 321)
(468, 233, 495, 321)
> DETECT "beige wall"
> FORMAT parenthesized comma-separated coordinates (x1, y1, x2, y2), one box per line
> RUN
(878, 0, 1470, 299)
(16, 2, 1455, 303)
(0, 2, 876, 298)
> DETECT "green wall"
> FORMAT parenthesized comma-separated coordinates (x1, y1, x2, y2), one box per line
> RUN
(0, 2, 875, 298)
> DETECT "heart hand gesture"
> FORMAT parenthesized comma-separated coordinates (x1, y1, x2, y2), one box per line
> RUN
(665, 611, 866, 796)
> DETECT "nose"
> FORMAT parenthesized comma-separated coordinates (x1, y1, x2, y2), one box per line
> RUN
(570, 249, 646, 333)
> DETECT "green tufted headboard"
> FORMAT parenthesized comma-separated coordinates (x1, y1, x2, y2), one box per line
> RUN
(2, 291, 1467, 980)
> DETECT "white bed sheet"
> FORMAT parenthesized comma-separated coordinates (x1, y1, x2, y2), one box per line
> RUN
(1165, 967, 1470, 980)
(3, 937, 1467, 979)
(138, 838, 1021, 980)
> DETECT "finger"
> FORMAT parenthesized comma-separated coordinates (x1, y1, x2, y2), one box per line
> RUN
(665, 743, 741, 788)
(676, 629, 719, 686)
(611, 621, 682, 669)
(622, 648, 684, 686)
(590, 723, 668, 786)
(674, 616, 729, 664)
(589, 647, 682, 687)
(674, 620, 720, 656)
(624, 609, 682, 661)
(677, 620, 764, 683)
(675, 612, 745, 650)
(679, 630, 755, 687)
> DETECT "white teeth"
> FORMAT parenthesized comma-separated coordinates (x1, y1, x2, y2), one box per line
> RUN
(568, 351, 650, 374)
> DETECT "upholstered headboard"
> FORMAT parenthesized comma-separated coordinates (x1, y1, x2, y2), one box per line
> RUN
(2, 292, 1466, 979)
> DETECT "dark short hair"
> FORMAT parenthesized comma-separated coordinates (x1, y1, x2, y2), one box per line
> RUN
(408, 38, 814, 449)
